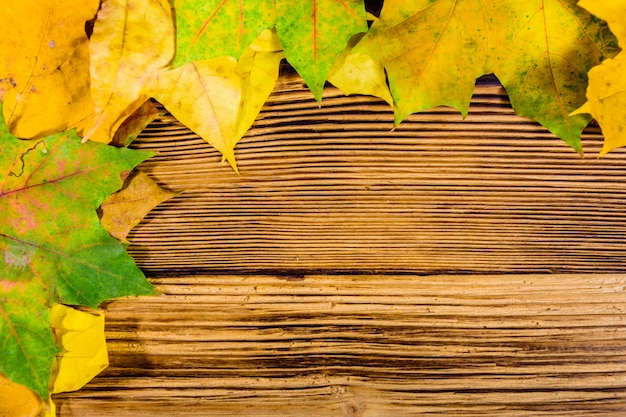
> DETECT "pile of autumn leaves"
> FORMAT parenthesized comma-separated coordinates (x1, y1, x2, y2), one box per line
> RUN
(1, 0, 626, 415)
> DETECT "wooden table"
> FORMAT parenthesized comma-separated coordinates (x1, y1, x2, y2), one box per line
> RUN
(55, 72, 626, 416)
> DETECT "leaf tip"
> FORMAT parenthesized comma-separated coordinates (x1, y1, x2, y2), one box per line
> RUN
(576, 146, 585, 157)
(598, 143, 612, 158)
(312, 89, 324, 104)
(393, 107, 409, 127)
(222, 152, 239, 175)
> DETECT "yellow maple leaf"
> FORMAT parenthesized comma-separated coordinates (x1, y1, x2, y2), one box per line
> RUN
(84, 0, 174, 143)
(48, 304, 108, 394)
(327, 33, 393, 106)
(235, 29, 285, 141)
(155, 57, 242, 170)
(0, 0, 98, 138)
(574, 0, 626, 156)
(43, 304, 108, 417)
(357, 0, 490, 123)
(155, 29, 285, 171)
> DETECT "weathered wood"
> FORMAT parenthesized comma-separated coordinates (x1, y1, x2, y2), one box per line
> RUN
(127, 74, 626, 275)
(53, 73, 626, 415)
(56, 274, 626, 416)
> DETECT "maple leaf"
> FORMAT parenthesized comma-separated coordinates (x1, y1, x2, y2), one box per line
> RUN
(356, 0, 617, 152)
(235, 29, 285, 140)
(48, 304, 108, 396)
(327, 33, 393, 106)
(494, 1, 617, 153)
(275, 0, 368, 101)
(0, 111, 154, 399)
(156, 29, 285, 170)
(574, 0, 626, 156)
(99, 170, 178, 243)
(84, 0, 174, 143)
(173, 0, 276, 66)
(356, 0, 489, 121)
(0, 0, 98, 138)
(155, 57, 242, 169)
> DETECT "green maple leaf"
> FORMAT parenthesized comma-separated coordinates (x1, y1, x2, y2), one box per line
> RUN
(356, 0, 617, 152)
(0, 111, 154, 399)
(173, 0, 276, 66)
(275, 0, 368, 101)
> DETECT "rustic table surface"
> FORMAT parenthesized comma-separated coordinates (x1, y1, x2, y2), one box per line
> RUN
(55, 71, 626, 416)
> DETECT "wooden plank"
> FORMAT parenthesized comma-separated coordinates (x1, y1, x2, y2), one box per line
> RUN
(52, 73, 626, 415)
(55, 273, 626, 416)
(127, 74, 626, 275)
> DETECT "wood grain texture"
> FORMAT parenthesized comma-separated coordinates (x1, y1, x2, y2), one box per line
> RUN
(56, 274, 626, 416)
(55, 72, 626, 415)
(126, 73, 626, 275)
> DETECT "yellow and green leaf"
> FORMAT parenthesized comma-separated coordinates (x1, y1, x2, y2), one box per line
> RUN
(357, 0, 617, 152)
(575, 0, 626, 156)
(494, 0, 617, 153)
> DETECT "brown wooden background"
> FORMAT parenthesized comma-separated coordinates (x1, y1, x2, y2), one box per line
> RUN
(54, 72, 626, 416)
